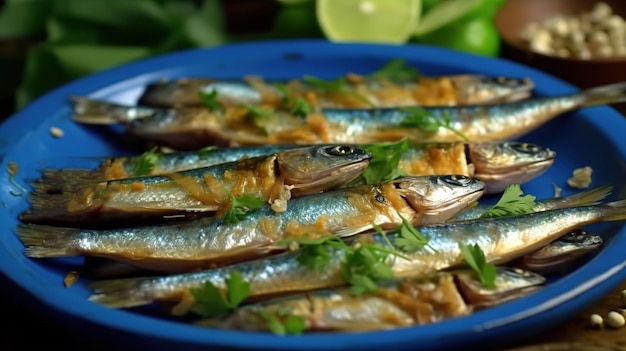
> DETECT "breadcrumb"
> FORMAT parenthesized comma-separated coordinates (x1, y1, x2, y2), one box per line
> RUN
(567, 166, 593, 189)
(50, 126, 64, 138)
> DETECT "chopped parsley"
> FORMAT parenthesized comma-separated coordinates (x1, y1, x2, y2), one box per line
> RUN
(479, 184, 536, 219)
(392, 215, 433, 253)
(198, 90, 223, 113)
(132, 147, 160, 176)
(458, 242, 497, 289)
(274, 82, 313, 117)
(368, 59, 420, 81)
(303, 75, 374, 107)
(360, 139, 409, 184)
(258, 308, 306, 335)
(223, 193, 265, 223)
(399, 107, 468, 141)
(190, 270, 250, 318)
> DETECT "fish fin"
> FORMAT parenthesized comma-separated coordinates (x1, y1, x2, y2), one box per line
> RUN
(88, 277, 154, 308)
(602, 199, 626, 221)
(70, 96, 159, 125)
(16, 224, 82, 257)
(559, 184, 614, 207)
(28, 169, 106, 195)
(579, 82, 626, 107)
(19, 189, 81, 223)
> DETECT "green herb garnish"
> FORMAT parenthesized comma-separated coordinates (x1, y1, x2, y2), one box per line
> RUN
(198, 90, 223, 113)
(273, 83, 313, 117)
(242, 104, 274, 119)
(361, 139, 409, 184)
(198, 146, 218, 158)
(368, 59, 420, 81)
(258, 308, 306, 335)
(132, 147, 160, 176)
(223, 193, 265, 223)
(393, 215, 433, 252)
(303, 75, 374, 107)
(190, 270, 250, 318)
(479, 184, 536, 219)
(400, 107, 468, 141)
(458, 242, 497, 289)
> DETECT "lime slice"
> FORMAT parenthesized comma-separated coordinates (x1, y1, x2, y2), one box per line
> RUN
(317, 0, 422, 44)
(414, 0, 482, 36)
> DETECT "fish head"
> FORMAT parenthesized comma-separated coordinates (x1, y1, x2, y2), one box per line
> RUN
(394, 175, 485, 224)
(450, 75, 534, 104)
(278, 145, 372, 196)
(467, 141, 556, 194)
(520, 229, 603, 274)
(454, 266, 546, 309)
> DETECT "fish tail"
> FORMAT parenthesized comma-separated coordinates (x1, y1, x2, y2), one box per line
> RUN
(560, 184, 614, 207)
(579, 82, 626, 107)
(19, 189, 79, 223)
(601, 199, 626, 222)
(31, 169, 105, 194)
(16, 224, 81, 257)
(88, 277, 154, 308)
(70, 96, 158, 125)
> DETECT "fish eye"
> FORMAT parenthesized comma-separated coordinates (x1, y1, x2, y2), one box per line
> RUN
(510, 142, 543, 154)
(374, 193, 386, 204)
(440, 175, 473, 187)
(560, 229, 587, 243)
(325, 145, 354, 156)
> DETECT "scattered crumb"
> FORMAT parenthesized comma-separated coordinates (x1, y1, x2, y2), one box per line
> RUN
(64, 271, 79, 287)
(567, 166, 593, 189)
(7, 161, 18, 176)
(170, 289, 195, 316)
(50, 126, 64, 138)
(552, 183, 562, 198)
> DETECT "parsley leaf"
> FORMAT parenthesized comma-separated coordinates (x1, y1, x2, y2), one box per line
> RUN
(242, 104, 274, 119)
(198, 146, 218, 158)
(393, 215, 432, 252)
(458, 242, 497, 289)
(361, 139, 409, 184)
(132, 147, 160, 176)
(368, 59, 420, 81)
(279, 236, 348, 272)
(223, 193, 265, 223)
(303, 75, 374, 107)
(479, 184, 536, 219)
(273, 83, 313, 118)
(198, 90, 223, 113)
(190, 270, 250, 318)
(258, 308, 306, 335)
(343, 243, 395, 295)
(399, 107, 468, 141)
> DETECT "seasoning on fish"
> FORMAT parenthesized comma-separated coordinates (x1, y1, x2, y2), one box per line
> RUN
(32, 140, 555, 197)
(136, 60, 534, 109)
(16, 175, 485, 273)
(86, 199, 626, 309)
(70, 82, 626, 150)
(452, 184, 613, 220)
(518, 229, 603, 275)
(19, 145, 372, 227)
(194, 267, 544, 333)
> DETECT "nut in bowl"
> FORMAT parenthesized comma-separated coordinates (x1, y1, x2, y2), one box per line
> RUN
(495, 0, 626, 89)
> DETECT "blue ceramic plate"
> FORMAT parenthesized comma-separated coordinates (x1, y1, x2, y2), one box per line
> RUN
(1, 40, 626, 351)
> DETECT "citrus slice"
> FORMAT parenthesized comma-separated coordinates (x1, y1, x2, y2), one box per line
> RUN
(414, 0, 482, 36)
(317, 0, 422, 44)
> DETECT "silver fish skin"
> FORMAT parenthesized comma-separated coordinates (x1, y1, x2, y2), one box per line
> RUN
(135, 74, 534, 109)
(86, 199, 626, 308)
(452, 184, 613, 221)
(17, 175, 485, 273)
(196, 266, 544, 333)
(519, 229, 603, 275)
(70, 82, 626, 149)
(19, 145, 372, 227)
(466, 141, 556, 194)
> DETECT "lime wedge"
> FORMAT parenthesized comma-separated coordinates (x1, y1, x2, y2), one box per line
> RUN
(414, 0, 482, 37)
(317, 0, 422, 44)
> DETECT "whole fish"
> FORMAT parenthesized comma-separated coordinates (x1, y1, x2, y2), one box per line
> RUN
(452, 184, 613, 221)
(86, 199, 626, 309)
(70, 82, 626, 150)
(19, 145, 372, 227)
(518, 229, 603, 275)
(16, 175, 485, 273)
(195, 267, 544, 332)
(136, 73, 534, 109)
(33, 141, 554, 196)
